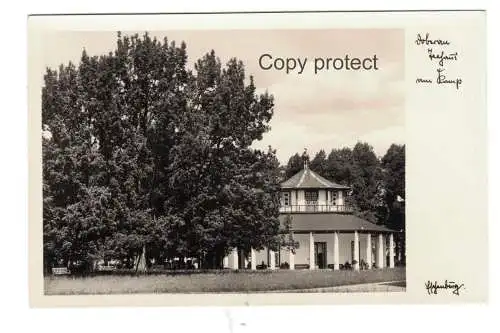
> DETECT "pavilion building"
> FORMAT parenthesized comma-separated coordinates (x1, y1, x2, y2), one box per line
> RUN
(223, 153, 399, 271)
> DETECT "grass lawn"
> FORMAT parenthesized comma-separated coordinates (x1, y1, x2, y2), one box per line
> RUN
(44, 267, 405, 295)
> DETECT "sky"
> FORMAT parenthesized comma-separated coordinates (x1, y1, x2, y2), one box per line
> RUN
(40, 29, 405, 164)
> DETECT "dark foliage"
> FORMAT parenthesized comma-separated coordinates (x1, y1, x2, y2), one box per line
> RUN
(43, 32, 281, 273)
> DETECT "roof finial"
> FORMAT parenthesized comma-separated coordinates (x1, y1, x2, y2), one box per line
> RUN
(302, 148, 310, 170)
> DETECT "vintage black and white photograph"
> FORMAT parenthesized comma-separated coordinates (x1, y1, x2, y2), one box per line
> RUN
(38, 27, 407, 295)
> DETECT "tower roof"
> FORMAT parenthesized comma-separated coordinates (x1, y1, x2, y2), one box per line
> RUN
(280, 168, 350, 190)
(279, 213, 397, 233)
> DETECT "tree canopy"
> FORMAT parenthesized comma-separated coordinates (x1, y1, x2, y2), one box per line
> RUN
(42, 32, 282, 272)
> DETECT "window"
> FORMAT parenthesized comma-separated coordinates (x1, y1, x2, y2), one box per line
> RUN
(331, 191, 338, 205)
(305, 190, 318, 203)
(283, 192, 290, 206)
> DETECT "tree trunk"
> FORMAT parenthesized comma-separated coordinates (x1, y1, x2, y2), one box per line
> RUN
(215, 247, 224, 269)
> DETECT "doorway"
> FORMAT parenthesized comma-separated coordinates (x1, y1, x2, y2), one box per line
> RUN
(314, 242, 327, 269)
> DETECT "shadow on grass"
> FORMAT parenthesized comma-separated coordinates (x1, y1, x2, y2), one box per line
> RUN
(51, 268, 288, 278)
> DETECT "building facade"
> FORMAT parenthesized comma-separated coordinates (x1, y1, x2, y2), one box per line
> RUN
(223, 156, 399, 271)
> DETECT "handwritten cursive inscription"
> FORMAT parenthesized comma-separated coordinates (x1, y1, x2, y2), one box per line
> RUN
(415, 33, 462, 90)
(425, 280, 465, 296)
(427, 48, 458, 67)
(416, 78, 432, 84)
(415, 33, 450, 46)
(437, 68, 462, 89)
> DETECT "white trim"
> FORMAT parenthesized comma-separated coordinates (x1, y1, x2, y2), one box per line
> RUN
(389, 234, 395, 268)
(366, 234, 372, 269)
(231, 248, 238, 270)
(309, 232, 315, 270)
(353, 231, 360, 271)
(377, 235, 384, 269)
(333, 232, 340, 270)
(309, 170, 332, 187)
(269, 250, 276, 270)
(250, 248, 257, 270)
(296, 170, 307, 187)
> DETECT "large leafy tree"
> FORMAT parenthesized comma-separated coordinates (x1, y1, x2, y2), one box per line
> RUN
(42, 33, 281, 273)
(42, 61, 116, 272)
(350, 142, 384, 222)
(381, 144, 406, 263)
(102, 33, 190, 270)
(285, 153, 303, 178)
(326, 147, 354, 186)
(381, 144, 405, 206)
(310, 149, 328, 176)
(166, 52, 280, 268)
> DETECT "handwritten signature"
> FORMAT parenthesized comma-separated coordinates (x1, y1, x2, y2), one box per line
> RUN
(425, 280, 465, 296)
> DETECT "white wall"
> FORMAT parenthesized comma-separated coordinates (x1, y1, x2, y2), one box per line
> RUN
(225, 248, 238, 269)
(254, 249, 267, 266)
(318, 189, 327, 206)
(292, 233, 310, 266)
(297, 190, 305, 206)
(338, 190, 344, 206)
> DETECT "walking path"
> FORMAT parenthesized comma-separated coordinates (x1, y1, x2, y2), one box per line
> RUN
(269, 280, 406, 293)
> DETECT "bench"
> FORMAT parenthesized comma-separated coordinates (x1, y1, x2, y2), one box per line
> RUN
(150, 264, 165, 270)
(52, 267, 70, 275)
(294, 264, 310, 270)
(97, 265, 117, 272)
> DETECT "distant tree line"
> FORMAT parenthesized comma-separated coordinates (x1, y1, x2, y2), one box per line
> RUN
(283, 143, 405, 233)
(42, 32, 285, 273)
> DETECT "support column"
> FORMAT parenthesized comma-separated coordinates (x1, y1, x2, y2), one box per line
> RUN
(333, 232, 340, 270)
(377, 234, 384, 269)
(231, 248, 239, 269)
(223, 255, 229, 269)
(269, 250, 276, 270)
(389, 233, 395, 268)
(366, 233, 372, 269)
(309, 232, 315, 270)
(289, 248, 295, 270)
(250, 248, 256, 270)
(353, 230, 360, 271)
(397, 238, 402, 262)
